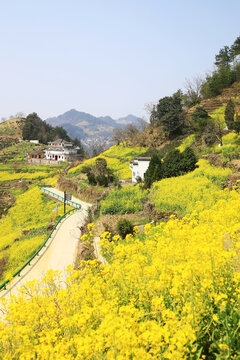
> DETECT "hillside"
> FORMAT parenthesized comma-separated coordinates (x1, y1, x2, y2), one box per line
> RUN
(0, 118, 25, 149)
(45, 109, 145, 150)
(1, 137, 240, 358)
(187, 80, 240, 116)
(0, 141, 70, 282)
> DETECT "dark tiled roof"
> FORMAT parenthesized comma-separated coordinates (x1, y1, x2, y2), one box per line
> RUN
(134, 157, 151, 161)
(28, 150, 45, 155)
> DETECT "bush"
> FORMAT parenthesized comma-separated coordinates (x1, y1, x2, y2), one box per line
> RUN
(117, 219, 134, 238)
(96, 174, 108, 187)
(162, 149, 183, 178)
(87, 172, 97, 185)
(180, 147, 198, 173)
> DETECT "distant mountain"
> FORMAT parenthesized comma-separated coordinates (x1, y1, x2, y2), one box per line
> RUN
(45, 109, 145, 151)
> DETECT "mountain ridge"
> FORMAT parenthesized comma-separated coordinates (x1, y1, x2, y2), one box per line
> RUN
(45, 109, 145, 150)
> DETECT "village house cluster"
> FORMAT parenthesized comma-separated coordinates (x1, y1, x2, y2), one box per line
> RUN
(27, 139, 80, 164)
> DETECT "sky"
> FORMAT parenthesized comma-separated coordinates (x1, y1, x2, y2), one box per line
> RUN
(0, 0, 239, 121)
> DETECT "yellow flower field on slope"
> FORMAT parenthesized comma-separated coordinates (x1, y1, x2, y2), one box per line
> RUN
(0, 187, 69, 282)
(1, 168, 240, 358)
(69, 144, 147, 179)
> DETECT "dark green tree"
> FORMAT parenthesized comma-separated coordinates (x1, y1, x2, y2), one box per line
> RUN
(231, 36, 240, 58)
(234, 113, 240, 135)
(144, 154, 163, 188)
(215, 46, 233, 68)
(153, 90, 184, 137)
(87, 172, 97, 185)
(180, 147, 197, 173)
(162, 149, 183, 178)
(225, 99, 235, 130)
(191, 107, 212, 136)
(117, 219, 134, 239)
(95, 158, 107, 174)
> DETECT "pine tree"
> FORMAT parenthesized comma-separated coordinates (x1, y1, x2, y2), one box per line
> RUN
(144, 154, 162, 188)
(225, 99, 235, 130)
(180, 147, 197, 173)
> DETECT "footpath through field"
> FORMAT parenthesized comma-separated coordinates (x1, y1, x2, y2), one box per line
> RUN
(0, 188, 92, 299)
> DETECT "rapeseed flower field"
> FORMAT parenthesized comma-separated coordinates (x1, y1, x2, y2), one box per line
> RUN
(1, 157, 240, 359)
(69, 144, 147, 179)
(0, 187, 68, 282)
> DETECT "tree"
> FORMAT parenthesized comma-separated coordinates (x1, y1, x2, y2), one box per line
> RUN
(191, 106, 212, 136)
(180, 147, 197, 173)
(149, 105, 158, 126)
(95, 158, 107, 174)
(144, 154, 163, 188)
(234, 113, 240, 135)
(184, 76, 204, 108)
(225, 99, 235, 130)
(215, 46, 233, 68)
(231, 36, 240, 58)
(117, 219, 134, 239)
(162, 149, 183, 178)
(112, 128, 125, 145)
(155, 90, 184, 137)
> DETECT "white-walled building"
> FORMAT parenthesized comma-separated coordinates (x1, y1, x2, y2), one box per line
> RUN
(130, 157, 151, 183)
(45, 139, 78, 162)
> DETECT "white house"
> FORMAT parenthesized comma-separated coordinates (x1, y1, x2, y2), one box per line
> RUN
(45, 139, 78, 162)
(130, 157, 151, 183)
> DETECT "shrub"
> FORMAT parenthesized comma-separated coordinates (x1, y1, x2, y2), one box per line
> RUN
(117, 219, 134, 238)
(180, 147, 198, 173)
(96, 174, 108, 187)
(144, 154, 163, 188)
(87, 172, 97, 185)
(162, 149, 183, 178)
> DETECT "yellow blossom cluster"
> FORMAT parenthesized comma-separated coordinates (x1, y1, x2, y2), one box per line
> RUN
(0, 171, 51, 182)
(176, 134, 195, 153)
(101, 184, 148, 214)
(150, 159, 232, 216)
(0, 179, 240, 358)
(0, 187, 68, 282)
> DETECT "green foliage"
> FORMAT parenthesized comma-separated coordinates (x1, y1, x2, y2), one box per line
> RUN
(153, 90, 184, 136)
(201, 65, 236, 98)
(144, 154, 163, 188)
(95, 158, 107, 173)
(22, 113, 84, 156)
(22, 113, 70, 144)
(215, 46, 233, 68)
(234, 113, 240, 134)
(225, 99, 235, 130)
(144, 147, 198, 188)
(95, 174, 108, 187)
(87, 172, 97, 185)
(191, 106, 212, 136)
(162, 149, 183, 178)
(117, 219, 134, 238)
(179, 147, 198, 173)
(86, 157, 114, 187)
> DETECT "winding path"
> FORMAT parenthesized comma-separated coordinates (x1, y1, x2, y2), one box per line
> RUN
(0, 188, 92, 299)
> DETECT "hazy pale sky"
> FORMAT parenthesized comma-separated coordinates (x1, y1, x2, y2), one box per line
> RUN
(0, 0, 239, 120)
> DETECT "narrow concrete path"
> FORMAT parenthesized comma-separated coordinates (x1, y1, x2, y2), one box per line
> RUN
(0, 188, 92, 299)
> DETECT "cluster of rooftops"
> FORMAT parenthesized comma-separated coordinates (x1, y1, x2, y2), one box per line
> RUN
(27, 139, 79, 162)
(28, 139, 151, 182)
